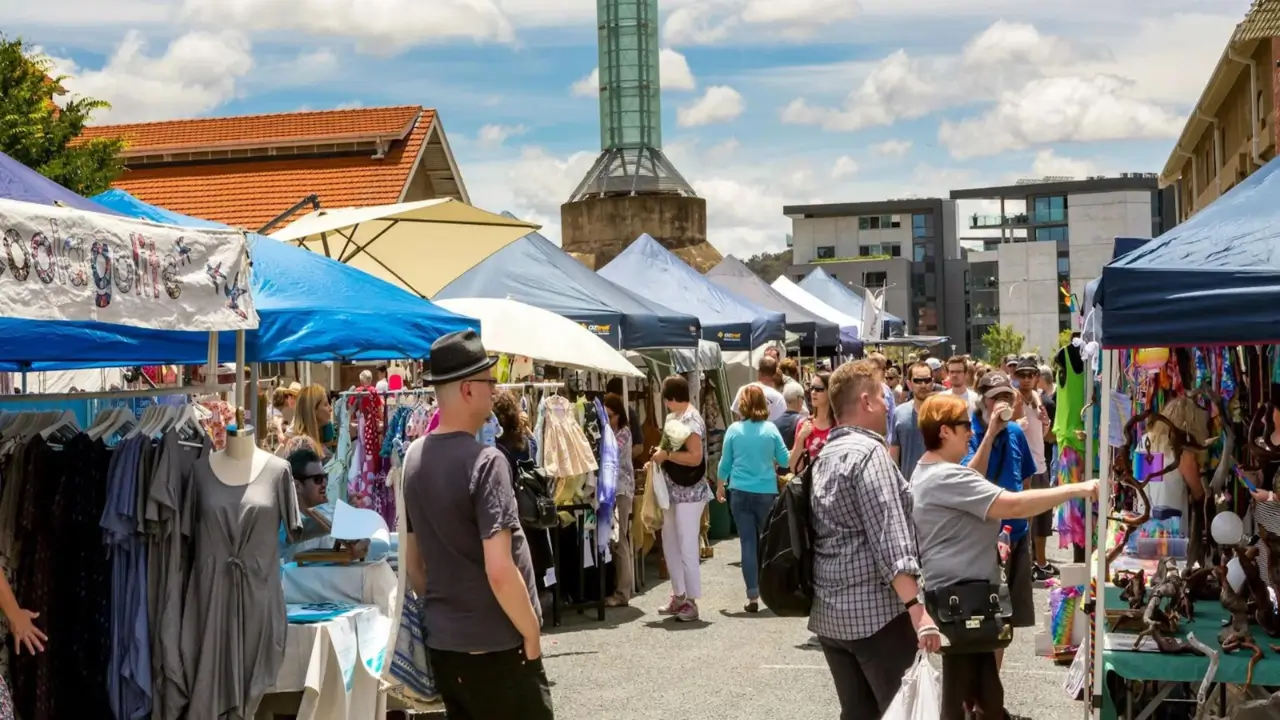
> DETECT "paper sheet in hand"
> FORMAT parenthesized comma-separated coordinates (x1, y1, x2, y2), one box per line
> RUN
(332, 500, 391, 544)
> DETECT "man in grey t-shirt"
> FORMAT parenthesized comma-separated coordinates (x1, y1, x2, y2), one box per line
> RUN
(890, 362, 933, 481)
(401, 330, 554, 719)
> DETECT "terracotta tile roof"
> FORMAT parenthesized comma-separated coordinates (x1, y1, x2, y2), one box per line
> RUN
(104, 108, 435, 232)
(79, 106, 423, 155)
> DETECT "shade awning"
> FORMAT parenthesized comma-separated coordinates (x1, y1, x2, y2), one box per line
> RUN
(771, 277, 861, 346)
(799, 267, 906, 336)
(269, 198, 539, 298)
(434, 297, 642, 377)
(707, 256, 840, 347)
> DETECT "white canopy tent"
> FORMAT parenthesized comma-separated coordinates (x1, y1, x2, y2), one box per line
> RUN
(771, 277, 861, 333)
(434, 297, 642, 378)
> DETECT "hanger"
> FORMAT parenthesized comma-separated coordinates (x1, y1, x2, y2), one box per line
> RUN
(40, 410, 80, 442)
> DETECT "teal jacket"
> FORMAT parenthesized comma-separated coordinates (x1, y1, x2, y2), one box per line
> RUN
(717, 419, 789, 495)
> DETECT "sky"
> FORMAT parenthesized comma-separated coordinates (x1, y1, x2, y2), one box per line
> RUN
(3, 0, 1252, 258)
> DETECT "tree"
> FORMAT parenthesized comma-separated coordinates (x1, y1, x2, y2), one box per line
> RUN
(741, 249, 792, 283)
(0, 36, 124, 196)
(980, 323, 1025, 362)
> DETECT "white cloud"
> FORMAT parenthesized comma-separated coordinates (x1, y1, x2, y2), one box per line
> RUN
(664, 0, 861, 45)
(678, 86, 745, 127)
(476, 123, 528, 148)
(180, 0, 514, 52)
(831, 156, 859, 179)
(50, 30, 253, 123)
(1029, 149, 1099, 179)
(871, 139, 912, 157)
(570, 68, 599, 98)
(570, 48, 696, 98)
(938, 75, 1185, 158)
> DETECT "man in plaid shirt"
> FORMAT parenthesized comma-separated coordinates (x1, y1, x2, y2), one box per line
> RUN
(809, 359, 941, 718)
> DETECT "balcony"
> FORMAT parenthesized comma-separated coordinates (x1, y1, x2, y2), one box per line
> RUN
(969, 208, 1066, 229)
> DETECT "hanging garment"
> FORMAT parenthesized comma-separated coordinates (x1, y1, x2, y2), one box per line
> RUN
(1052, 345, 1086, 452)
(537, 396, 597, 478)
(146, 431, 211, 720)
(179, 455, 304, 720)
(386, 446, 438, 708)
(102, 435, 152, 720)
(325, 400, 353, 507)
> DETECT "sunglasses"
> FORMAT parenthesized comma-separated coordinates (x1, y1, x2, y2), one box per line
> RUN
(809, 385, 826, 392)
(946, 421, 972, 432)
(299, 474, 326, 485)
(910, 377, 933, 385)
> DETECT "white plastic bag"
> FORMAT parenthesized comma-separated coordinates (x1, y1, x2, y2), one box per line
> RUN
(651, 463, 671, 510)
(882, 651, 941, 720)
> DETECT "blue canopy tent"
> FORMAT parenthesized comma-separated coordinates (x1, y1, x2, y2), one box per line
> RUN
(798, 267, 906, 337)
(436, 220, 699, 349)
(1082, 237, 1150, 348)
(706, 256, 840, 348)
(0, 189, 476, 370)
(1100, 156, 1280, 348)
(0, 151, 123, 215)
(599, 235, 786, 351)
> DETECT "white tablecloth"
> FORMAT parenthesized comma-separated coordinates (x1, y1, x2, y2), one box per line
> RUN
(282, 560, 398, 617)
(268, 605, 392, 720)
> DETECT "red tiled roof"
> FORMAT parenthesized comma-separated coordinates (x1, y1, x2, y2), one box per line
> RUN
(80, 105, 423, 154)
(97, 108, 435, 232)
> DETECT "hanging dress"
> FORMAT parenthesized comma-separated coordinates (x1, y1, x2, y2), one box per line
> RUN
(537, 396, 597, 478)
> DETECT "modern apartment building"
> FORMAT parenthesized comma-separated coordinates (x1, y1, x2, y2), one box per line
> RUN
(783, 198, 963, 346)
(1159, 2, 1280, 221)
(950, 176, 1177, 357)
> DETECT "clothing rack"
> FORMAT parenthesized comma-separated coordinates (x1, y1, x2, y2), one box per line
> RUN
(0, 384, 234, 403)
(497, 382, 565, 391)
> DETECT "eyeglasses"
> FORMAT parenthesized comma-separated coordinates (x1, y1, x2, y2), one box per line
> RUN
(464, 378, 497, 389)
(809, 385, 826, 393)
(911, 377, 933, 385)
(945, 421, 972, 433)
(300, 474, 326, 485)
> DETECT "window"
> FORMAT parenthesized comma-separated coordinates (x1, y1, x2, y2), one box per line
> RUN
(816, 245, 835, 259)
(863, 271, 888, 289)
(924, 272, 937, 296)
(890, 244, 901, 257)
(912, 213, 930, 238)
(1032, 196, 1066, 224)
(859, 246, 872, 257)
(1058, 311, 1073, 332)
(858, 217, 870, 230)
(1057, 255, 1070, 276)
(889, 215, 902, 228)
(913, 244, 926, 261)
(1035, 226, 1068, 242)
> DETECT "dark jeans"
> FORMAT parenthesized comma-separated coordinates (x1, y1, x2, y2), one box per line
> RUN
(428, 645, 554, 719)
(819, 611, 917, 719)
(942, 651, 1004, 719)
(729, 489, 776, 598)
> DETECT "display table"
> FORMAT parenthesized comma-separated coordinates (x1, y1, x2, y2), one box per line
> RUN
(261, 604, 392, 720)
(282, 560, 398, 617)
(1101, 587, 1280, 719)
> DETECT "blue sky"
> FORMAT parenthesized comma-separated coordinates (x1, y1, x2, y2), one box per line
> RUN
(3, 0, 1252, 257)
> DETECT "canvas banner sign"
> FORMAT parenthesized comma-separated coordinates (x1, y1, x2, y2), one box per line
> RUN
(0, 199, 258, 331)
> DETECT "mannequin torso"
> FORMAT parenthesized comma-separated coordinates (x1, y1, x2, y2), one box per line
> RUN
(208, 428, 273, 486)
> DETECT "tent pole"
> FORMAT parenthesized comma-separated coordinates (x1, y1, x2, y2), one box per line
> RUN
(1090, 349, 1113, 720)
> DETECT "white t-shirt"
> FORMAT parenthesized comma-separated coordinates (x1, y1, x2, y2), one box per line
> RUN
(375, 379, 389, 393)
(1017, 398, 1047, 475)
(731, 382, 787, 422)
(950, 387, 980, 416)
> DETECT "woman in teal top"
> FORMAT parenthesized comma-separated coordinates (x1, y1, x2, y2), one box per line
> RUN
(716, 385, 790, 612)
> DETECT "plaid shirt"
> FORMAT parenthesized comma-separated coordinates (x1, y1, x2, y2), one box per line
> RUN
(808, 425, 921, 641)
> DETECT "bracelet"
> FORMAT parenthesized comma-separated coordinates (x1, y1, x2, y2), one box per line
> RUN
(904, 597, 920, 610)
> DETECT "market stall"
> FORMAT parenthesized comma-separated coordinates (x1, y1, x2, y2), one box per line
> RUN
(706, 255, 840, 349)
(797, 267, 907, 337)
(1089, 157, 1280, 719)
(770, 276, 862, 350)
(599, 234, 786, 351)
(437, 216, 700, 350)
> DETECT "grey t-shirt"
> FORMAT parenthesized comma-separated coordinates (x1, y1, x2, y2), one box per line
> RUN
(891, 402, 927, 481)
(909, 460, 1004, 589)
(403, 431, 541, 653)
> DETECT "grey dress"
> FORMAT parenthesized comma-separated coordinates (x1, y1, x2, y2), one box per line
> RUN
(180, 454, 303, 720)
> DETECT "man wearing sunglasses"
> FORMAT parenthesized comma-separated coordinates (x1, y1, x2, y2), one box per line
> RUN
(889, 362, 934, 480)
(279, 447, 336, 562)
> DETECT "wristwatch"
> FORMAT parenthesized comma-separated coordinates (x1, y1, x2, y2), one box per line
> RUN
(904, 597, 920, 610)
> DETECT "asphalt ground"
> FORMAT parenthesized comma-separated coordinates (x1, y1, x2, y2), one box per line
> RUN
(539, 534, 1085, 720)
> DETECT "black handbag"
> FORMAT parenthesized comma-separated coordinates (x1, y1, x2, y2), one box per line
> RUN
(513, 459, 559, 530)
(925, 580, 1013, 655)
(662, 457, 707, 487)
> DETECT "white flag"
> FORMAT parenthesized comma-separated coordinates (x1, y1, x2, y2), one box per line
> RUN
(861, 288, 884, 342)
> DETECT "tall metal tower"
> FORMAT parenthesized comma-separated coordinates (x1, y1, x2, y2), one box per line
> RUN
(561, 0, 714, 271)
(569, 0, 695, 200)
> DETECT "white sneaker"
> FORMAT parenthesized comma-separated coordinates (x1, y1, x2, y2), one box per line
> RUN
(675, 600, 700, 622)
(658, 595, 684, 615)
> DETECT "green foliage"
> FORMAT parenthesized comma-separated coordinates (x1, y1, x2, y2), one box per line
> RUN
(740, 249, 792, 283)
(1058, 328, 1073, 353)
(0, 35, 124, 196)
(980, 323, 1025, 361)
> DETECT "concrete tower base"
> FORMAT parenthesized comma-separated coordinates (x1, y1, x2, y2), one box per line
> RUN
(560, 195, 721, 272)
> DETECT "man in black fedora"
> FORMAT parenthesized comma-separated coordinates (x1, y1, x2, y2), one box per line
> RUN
(400, 329, 553, 719)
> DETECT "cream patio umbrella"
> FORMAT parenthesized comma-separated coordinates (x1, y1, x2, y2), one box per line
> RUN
(269, 198, 540, 298)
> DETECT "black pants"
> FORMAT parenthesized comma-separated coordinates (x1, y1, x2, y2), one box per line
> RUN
(818, 612, 917, 719)
(942, 652, 1004, 719)
(428, 646, 554, 720)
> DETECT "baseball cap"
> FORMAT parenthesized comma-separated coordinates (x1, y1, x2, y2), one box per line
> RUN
(1014, 357, 1040, 375)
(285, 381, 303, 395)
(925, 357, 942, 371)
(976, 371, 1016, 399)
(1002, 354, 1019, 368)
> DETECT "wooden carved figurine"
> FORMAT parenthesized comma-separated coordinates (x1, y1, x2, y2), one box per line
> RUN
(1216, 559, 1264, 689)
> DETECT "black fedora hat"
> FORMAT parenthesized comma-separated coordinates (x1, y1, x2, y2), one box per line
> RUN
(424, 330, 498, 384)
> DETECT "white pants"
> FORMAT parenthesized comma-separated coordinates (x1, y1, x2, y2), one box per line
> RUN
(662, 499, 707, 599)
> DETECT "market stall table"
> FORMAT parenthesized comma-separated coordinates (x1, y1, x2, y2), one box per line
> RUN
(261, 604, 391, 720)
(1100, 586, 1280, 719)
